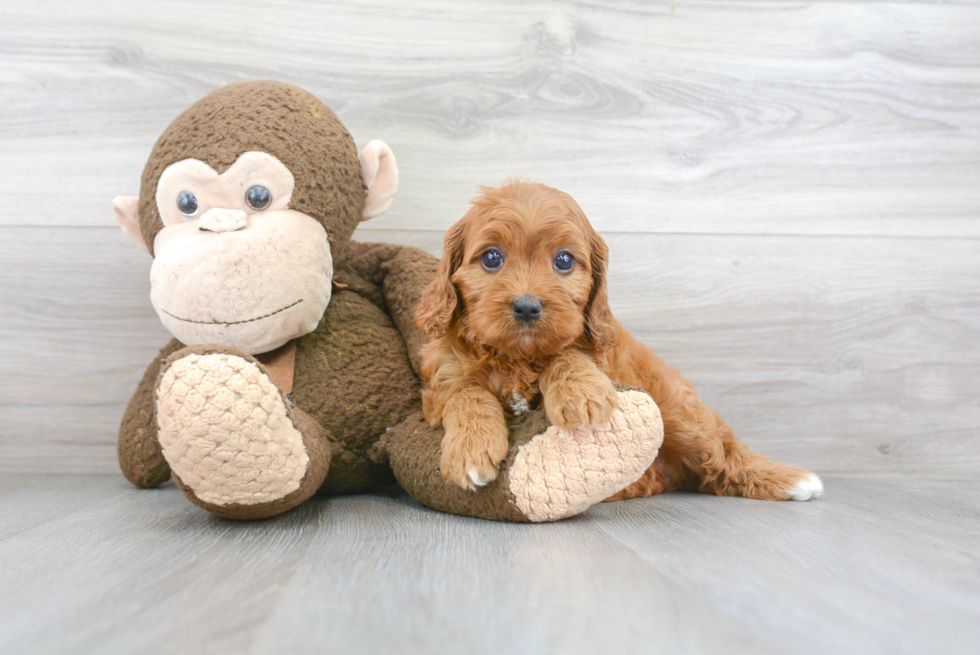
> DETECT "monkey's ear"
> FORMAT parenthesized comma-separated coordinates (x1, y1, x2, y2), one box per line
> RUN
(359, 140, 399, 220)
(113, 196, 149, 253)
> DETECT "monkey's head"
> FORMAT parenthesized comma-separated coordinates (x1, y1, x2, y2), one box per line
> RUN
(113, 81, 398, 355)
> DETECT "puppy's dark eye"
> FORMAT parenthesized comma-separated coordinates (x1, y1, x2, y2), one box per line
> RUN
(554, 251, 575, 272)
(177, 191, 198, 217)
(246, 185, 272, 211)
(481, 249, 504, 271)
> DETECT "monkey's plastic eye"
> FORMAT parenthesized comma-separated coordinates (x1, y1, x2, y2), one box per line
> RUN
(246, 185, 272, 211)
(481, 249, 504, 271)
(177, 191, 198, 217)
(554, 251, 575, 272)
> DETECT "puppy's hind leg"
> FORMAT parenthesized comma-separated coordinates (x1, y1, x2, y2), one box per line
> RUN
(667, 407, 823, 501)
(638, 356, 822, 501)
(604, 462, 668, 501)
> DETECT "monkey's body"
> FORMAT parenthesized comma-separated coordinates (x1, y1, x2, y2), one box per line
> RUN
(119, 242, 428, 511)
(292, 287, 418, 494)
(114, 81, 666, 521)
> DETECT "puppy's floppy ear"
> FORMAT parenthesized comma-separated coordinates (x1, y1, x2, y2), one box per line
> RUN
(415, 218, 467, 338)
(585, 227, 617, 351)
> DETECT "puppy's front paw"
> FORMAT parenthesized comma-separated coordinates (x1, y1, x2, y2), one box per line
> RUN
(440, 420, 510, 491)
(545, 373, 619, 429)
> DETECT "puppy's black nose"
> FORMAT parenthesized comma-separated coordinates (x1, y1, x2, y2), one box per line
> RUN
(512, 294, 542, 324)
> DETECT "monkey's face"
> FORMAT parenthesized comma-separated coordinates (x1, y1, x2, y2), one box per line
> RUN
(147, 152, 333, 354)
(114, 81, 400, 355)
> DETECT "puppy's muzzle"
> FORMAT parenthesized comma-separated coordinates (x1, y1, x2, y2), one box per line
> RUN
(512, 294, 543, 324)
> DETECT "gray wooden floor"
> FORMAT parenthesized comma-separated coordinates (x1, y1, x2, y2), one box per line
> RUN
(0, 473, 977, 655)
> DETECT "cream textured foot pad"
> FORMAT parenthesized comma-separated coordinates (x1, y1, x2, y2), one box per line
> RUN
(509, 390, 664, 522)
(156, 353, 309, 506)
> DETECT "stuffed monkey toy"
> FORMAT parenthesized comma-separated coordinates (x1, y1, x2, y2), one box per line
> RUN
(114, 80, 664, 521)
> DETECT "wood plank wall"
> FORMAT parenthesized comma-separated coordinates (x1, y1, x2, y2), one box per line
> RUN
(1, 0, 977, 474)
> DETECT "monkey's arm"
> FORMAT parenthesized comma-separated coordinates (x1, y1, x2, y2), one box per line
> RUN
(340, 241, 438, 377)
(118, 338, 184, 488)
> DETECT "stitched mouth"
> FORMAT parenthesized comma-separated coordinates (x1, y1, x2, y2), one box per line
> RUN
(162, 299, 303, 326)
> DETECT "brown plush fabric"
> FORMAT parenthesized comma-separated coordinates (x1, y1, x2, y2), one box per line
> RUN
(118, 338, 183, 488)
(292, 289, 420, 464)
(339, 241, 440, 375)
(137, 81, 364, 261)
(379, 410, 559, 523)
(317, 444, 394, 496)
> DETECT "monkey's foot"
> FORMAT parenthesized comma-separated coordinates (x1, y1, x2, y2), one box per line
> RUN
(508, 390, 664, 522)
(156, 349, 330, 519)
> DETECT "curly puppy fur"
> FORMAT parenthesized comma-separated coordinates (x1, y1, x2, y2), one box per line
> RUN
(415, 180, 821, 500)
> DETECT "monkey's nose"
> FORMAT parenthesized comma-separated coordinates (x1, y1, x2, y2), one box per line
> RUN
(512, 294, 543, 324)
(198, 208, 248, 233)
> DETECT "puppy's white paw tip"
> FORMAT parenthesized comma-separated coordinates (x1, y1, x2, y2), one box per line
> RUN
(789, 473, 824, 501)
(467, 468, 495, 488)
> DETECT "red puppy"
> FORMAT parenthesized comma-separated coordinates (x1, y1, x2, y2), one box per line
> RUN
(415, 181, 823, 501)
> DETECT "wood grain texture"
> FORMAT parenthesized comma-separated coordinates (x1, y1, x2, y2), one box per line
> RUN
(0, 1, 978, 236)
(0, 0, 978, 474)
(0, 473, 977, 654)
